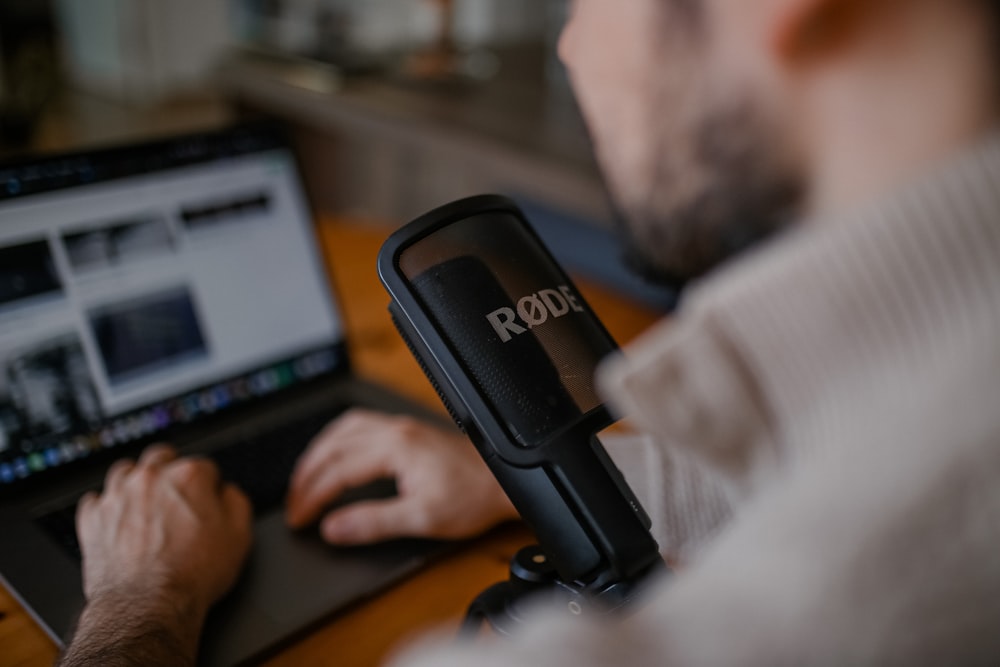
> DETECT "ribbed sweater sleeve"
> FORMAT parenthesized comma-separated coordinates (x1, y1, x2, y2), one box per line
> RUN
(602, 434, 732, 563)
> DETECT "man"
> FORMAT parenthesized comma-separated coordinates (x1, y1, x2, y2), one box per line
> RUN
(59, 0, 1000, 664)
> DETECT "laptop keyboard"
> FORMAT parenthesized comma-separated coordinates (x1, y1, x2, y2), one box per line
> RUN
(212, 410, 337, 514)
(36, 409, 341, 561)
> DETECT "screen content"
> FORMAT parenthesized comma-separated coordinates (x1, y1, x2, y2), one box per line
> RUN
(0, 134, 345, 484)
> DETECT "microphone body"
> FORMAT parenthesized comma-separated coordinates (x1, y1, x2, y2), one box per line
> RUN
(378, 195, 663, 603)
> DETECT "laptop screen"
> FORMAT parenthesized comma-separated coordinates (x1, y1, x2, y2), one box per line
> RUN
(0, 125, 347, 487)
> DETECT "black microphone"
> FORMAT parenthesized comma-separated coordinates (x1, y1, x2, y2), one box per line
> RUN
(408, 255, 583, 448)
(378, 195, 664, 611)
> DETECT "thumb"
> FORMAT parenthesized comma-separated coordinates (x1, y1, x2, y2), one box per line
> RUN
(319, 499, 422, 545)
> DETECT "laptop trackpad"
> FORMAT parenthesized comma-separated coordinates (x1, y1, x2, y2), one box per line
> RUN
(200, 509, 445, 666)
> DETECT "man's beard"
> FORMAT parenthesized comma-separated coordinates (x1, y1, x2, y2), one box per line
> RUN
(613, 90, 805, 291)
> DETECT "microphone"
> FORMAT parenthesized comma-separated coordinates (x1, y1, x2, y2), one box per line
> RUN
(378, 195, 664, 613)
(408, 255, 583, 448)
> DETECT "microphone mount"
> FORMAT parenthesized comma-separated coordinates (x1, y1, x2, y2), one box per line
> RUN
(378, 195, 668, 637)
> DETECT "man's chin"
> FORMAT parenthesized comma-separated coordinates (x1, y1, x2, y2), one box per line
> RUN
(608, 199, 730, 294)
(618, 237, 696, 293)
(612, 201, 791, 297)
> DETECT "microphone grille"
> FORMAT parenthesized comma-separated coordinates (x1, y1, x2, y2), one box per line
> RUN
(410, 255, 610, 447)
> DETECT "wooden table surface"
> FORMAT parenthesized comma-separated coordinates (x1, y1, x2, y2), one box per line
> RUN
(0, 217, 662, 667)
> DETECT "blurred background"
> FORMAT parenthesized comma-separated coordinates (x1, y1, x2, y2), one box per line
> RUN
(0, 0, 674, 308)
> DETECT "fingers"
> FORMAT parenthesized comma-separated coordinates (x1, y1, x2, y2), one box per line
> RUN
(98, 446, 226, 512)
(165, 455, 219, 485)
(103, 444, 178, 492)
(104, 458, 136, 494)
(221, 483, 254, 555)
(222, 482, 253, 523)
(286, 408, 390, 527)
(318, 498, 421, 545)
(76, 490, 100, 534)
(286, 442, 394, 528)
(138, 444, 178, 467)
(289, 408, 377, 493)
(78, 490, 98, 510)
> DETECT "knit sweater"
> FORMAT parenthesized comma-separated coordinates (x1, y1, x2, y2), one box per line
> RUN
(395, 131, 1000, 666)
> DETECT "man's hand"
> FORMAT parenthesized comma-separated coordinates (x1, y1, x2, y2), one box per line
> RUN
(74, 445, 252, 642)
(286, 408, 518, 544)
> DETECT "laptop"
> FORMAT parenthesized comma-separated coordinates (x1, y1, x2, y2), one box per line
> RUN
(0, 124, 450, 666)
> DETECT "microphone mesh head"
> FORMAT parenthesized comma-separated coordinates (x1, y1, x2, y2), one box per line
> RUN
(399, 211, 617, 447)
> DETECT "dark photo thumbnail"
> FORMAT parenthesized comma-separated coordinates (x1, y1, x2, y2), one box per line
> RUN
(63, 216, 175, 273)
(0, 239, 63, 308)
(179, 190, 271, 231)
(89, 286, 209, 385)
(0, 333, 101, 457)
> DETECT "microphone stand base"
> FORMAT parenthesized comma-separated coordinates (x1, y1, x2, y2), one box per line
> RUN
(460, 544, 670, 639)
(460, 544, 582, 638)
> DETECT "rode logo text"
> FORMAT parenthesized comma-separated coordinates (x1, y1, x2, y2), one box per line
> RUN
(487, 286, 584, 342)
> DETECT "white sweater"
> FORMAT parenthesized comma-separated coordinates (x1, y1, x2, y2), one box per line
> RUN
(395, 132, 1000, 666)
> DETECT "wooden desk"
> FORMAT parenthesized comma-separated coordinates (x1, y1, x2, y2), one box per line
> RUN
(0, 218, 661, 666)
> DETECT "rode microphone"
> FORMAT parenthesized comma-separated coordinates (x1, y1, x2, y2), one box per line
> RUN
(378, 195, 665, 627)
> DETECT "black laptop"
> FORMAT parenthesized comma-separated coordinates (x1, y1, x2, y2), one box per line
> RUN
(0, 124, 448, 665)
